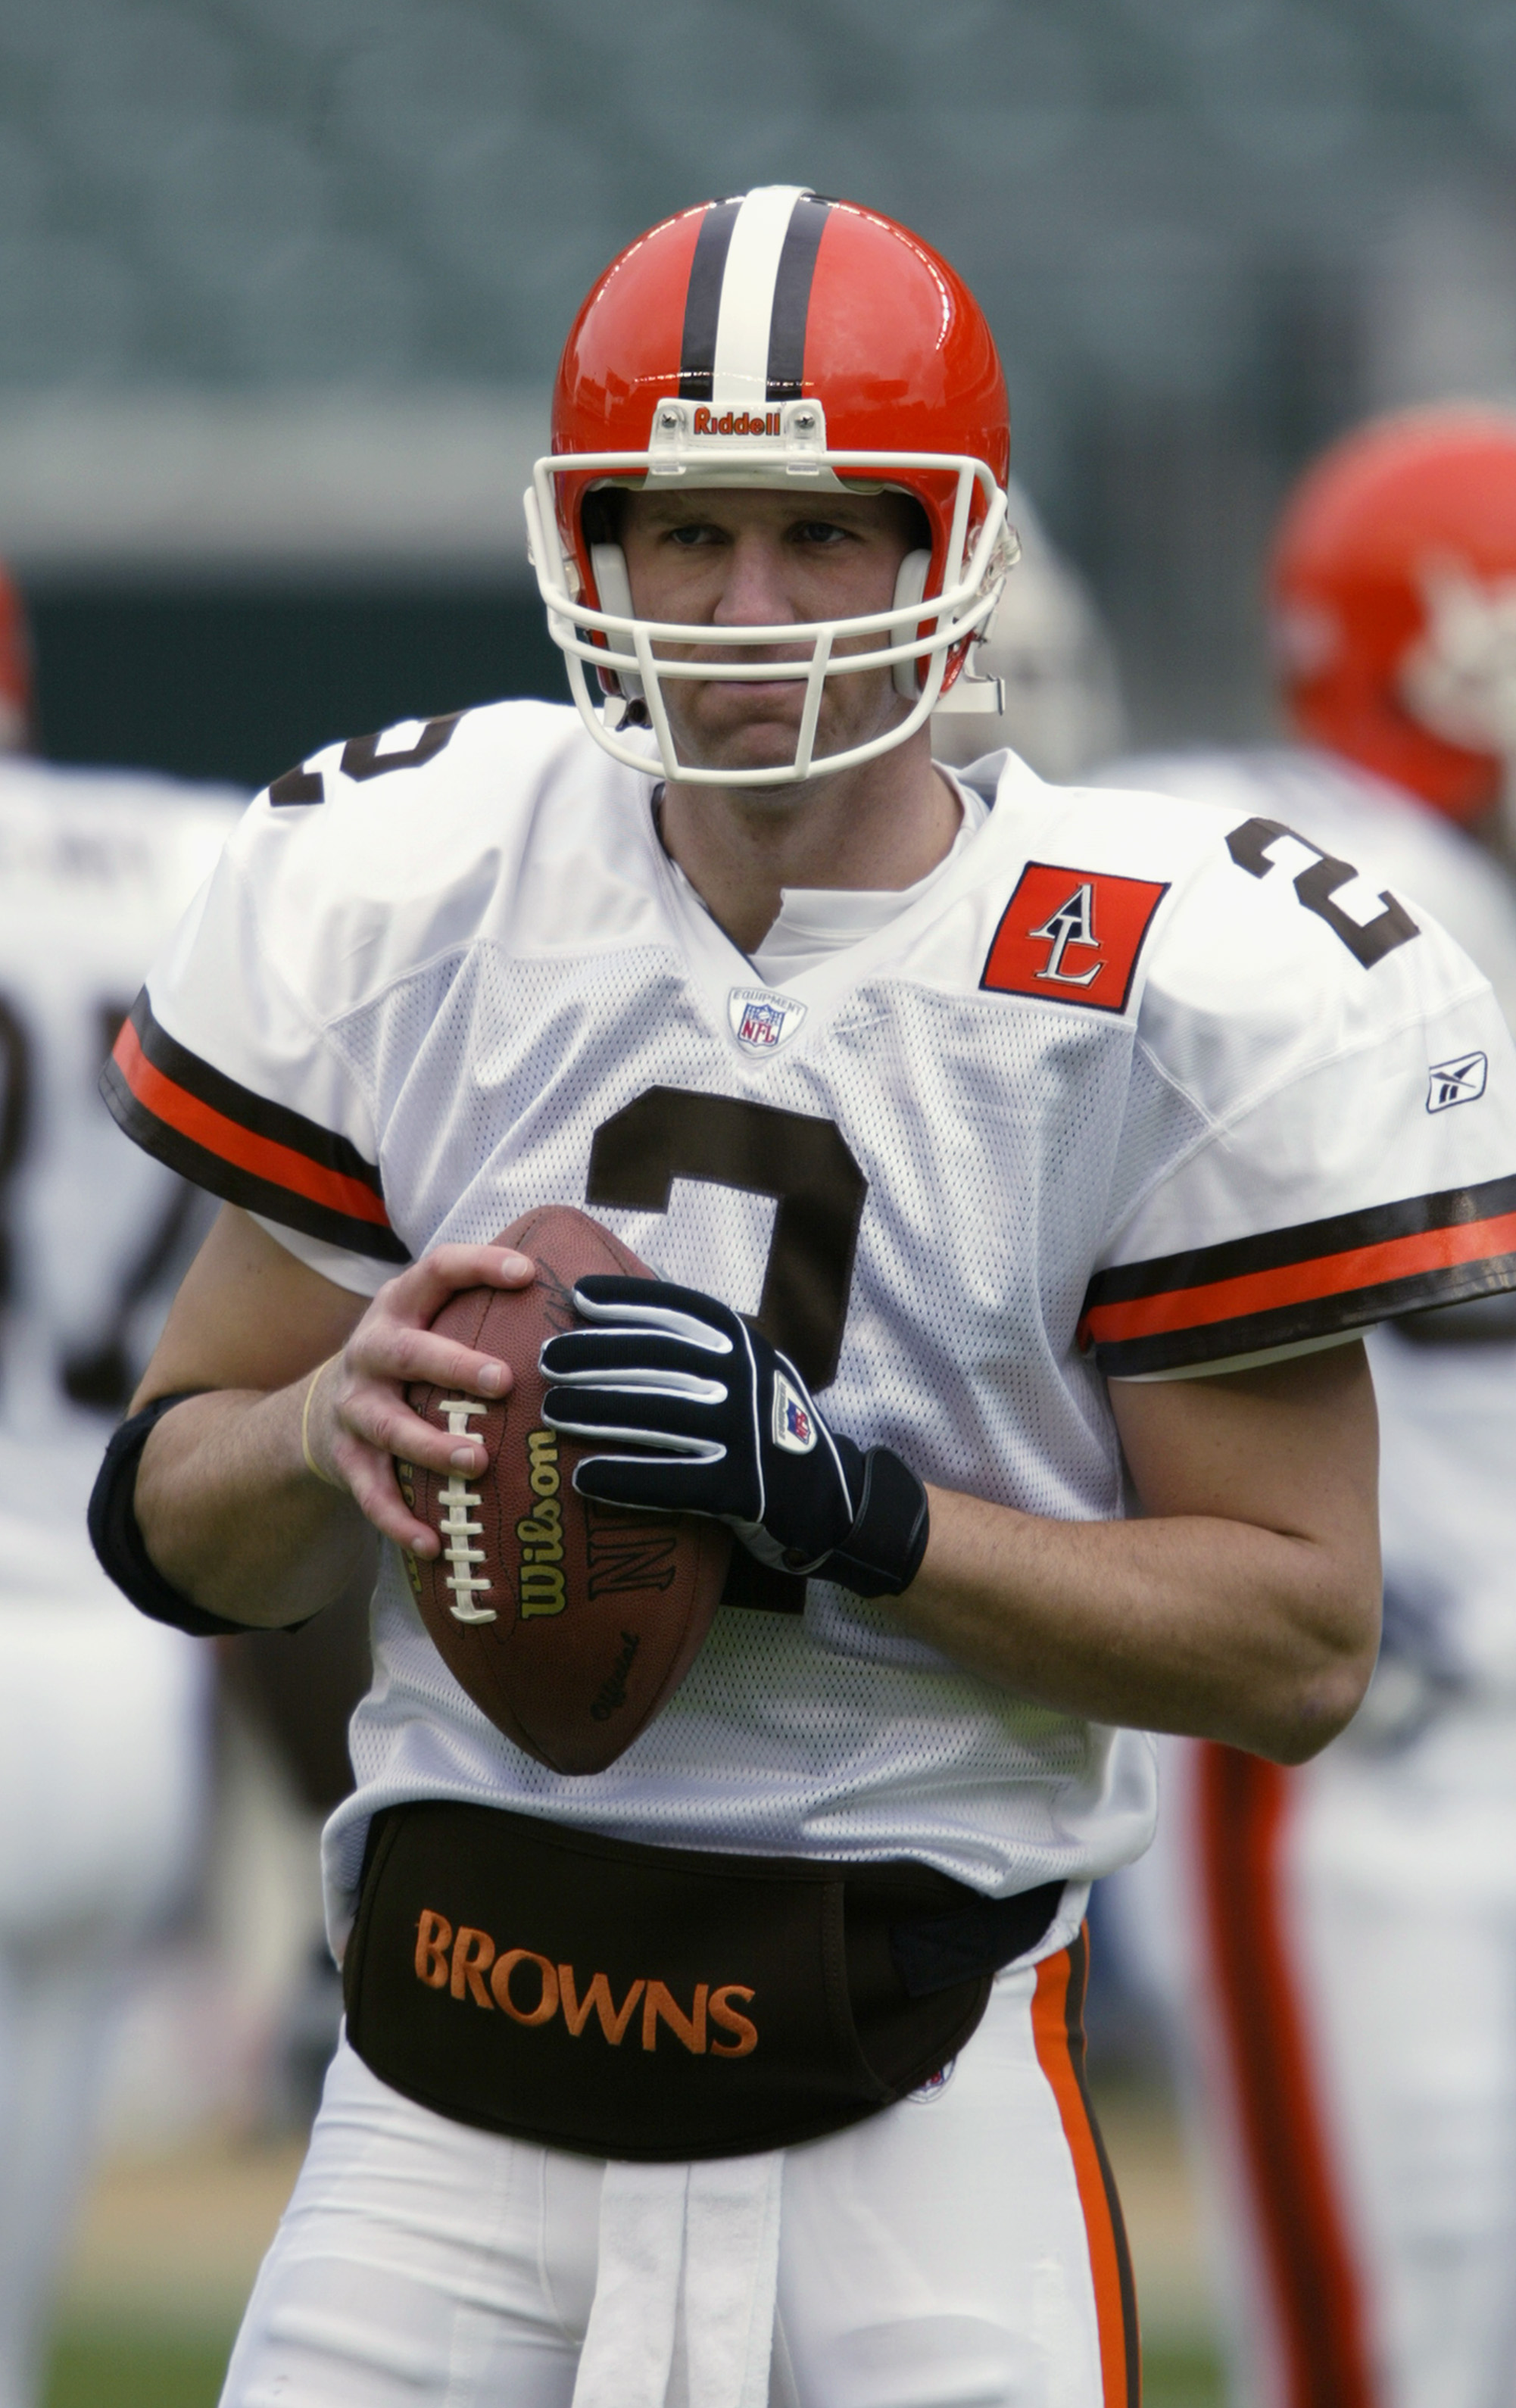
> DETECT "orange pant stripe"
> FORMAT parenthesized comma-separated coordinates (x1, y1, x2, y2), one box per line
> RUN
(1196, 1745, 1377, 2408)
(1031, 1932, 1141, 2408)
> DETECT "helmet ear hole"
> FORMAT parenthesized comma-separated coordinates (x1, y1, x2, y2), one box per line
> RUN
(892, 549, 933, 700)
(588, 542, 644, 702)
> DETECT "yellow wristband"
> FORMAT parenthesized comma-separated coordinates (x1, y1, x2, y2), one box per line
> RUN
(300, 1359, 346, 1491)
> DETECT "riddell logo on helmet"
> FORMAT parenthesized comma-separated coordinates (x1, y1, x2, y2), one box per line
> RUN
(691, 408, 785, 438)
(414, 1909, 760, 2055)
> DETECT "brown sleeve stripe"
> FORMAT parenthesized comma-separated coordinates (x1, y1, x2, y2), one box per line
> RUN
(101, 993, 409, 1265)
(1079, 1175, 1516, 1375)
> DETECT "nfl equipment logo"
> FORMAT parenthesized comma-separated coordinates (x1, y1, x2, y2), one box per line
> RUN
(728, 987, 808, 1054)
(741, 1000, 786, 1046)
(772, 1371, 817, 1454)
(907, 2057, 957, 2102)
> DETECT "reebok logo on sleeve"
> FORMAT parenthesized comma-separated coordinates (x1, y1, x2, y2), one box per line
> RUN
(1427, 1053, 1487, 1112)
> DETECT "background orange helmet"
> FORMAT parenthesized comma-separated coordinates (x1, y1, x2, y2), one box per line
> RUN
(1269, 407, 1516, 824)
(527, 186, 1014, 784)
(0, 562, 33, 754)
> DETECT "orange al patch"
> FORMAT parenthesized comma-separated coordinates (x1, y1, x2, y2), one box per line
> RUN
(981, 863, 1169, 1015)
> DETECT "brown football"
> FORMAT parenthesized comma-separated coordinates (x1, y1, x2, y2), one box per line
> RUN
(398, 1206, 731, 1776)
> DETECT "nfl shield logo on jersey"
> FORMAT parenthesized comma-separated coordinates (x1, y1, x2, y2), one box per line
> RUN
(729, 987, 807, 1053)
(772, 1372, 816, 1453)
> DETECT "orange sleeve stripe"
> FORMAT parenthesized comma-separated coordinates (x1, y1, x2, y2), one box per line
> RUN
(1081, 1208, 1516, 1346)
(111, 1017, 393, 1233)
(1031, 1942, 1140, 2408)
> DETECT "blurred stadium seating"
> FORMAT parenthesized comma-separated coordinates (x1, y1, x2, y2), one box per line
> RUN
(2, 0, 1515, 781)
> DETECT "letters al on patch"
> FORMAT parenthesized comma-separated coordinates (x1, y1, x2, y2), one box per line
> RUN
(981, 862, 1170, 1015)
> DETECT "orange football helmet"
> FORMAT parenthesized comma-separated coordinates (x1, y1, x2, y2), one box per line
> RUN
(1269, 408, 1516, 824)
(526, 186, 1015, 784)
(0, 560, 32, 754)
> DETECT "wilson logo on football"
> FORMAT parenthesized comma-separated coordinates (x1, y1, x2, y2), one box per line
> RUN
(981, 862, 1169, 1015)
(516, 1428, 566, 1618)
(414, 1907, 759, 2057)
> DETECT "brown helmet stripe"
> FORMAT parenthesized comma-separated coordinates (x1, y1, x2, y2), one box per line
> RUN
(766, 193, 832, 401)
(678, 198, 741, 401)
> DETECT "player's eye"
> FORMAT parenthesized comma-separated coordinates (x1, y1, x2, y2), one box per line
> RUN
(665, 522, 725, 547)
(788, 519, 853, 548)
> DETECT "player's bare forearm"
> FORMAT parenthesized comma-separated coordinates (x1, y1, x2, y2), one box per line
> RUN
(894, 1343, 1380, 1763)
(129, 1205, 535, 1630)
(135, 1381, 378, 1627)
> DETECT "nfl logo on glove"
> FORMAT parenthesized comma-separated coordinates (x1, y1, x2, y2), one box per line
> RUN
(772, 1374, 816, 1453)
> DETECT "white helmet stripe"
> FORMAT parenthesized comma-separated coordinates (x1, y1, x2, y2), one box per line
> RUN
(712, 186, 814, 409)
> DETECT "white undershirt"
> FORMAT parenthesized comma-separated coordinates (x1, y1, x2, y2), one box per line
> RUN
(742, 776, 989, 988)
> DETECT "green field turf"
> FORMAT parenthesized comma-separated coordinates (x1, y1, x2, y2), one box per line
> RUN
(45, 2324, 1224, 2406)
(46, 2328, 232, 2408)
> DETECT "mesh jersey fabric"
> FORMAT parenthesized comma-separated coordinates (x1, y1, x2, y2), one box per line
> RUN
(1102, 742, 1516, 1697)
(105, 704, 1516, 1948)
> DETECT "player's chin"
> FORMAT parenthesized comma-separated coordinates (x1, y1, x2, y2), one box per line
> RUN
(666, 685, 904, 780)
(665, 694, 809, 774)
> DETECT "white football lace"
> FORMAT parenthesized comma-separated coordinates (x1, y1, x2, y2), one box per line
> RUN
(437, 1397, 496, 1624)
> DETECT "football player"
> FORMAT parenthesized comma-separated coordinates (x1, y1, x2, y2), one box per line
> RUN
(930, 476, 1127, 784)
(1097, 408, 1516, 2408)
(91, 200, 1516, 2408)
(0, 562, 241, 2408)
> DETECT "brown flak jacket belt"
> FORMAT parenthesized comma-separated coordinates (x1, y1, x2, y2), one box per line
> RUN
(343, 1801, 1064, 2162)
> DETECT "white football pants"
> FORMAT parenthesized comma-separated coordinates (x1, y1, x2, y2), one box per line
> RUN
(219, 1940, 1137, 2408)
(0, 1593, 207, 2408)
(1109, 1718, 1516, 2408)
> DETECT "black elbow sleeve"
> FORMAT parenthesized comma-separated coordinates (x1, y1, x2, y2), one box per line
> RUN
(89, 1392, 250, 1639)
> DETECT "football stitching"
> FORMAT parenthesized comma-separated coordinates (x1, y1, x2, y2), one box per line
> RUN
(435, 1396, 497, 1624)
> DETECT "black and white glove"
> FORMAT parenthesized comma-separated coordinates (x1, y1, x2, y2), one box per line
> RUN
(538, 1278, 929, 1599)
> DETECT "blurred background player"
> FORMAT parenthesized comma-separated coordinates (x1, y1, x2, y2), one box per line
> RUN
(931, 476, 1127, 784)
(1098, 408, 1516, 2408)
(0, 563, 245, 2408)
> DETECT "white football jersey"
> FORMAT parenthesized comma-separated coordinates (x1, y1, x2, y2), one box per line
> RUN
(0, 759, 242, 1605)
(1100, 744, 1516, 1698)
(105, 706, 1516, 1942)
